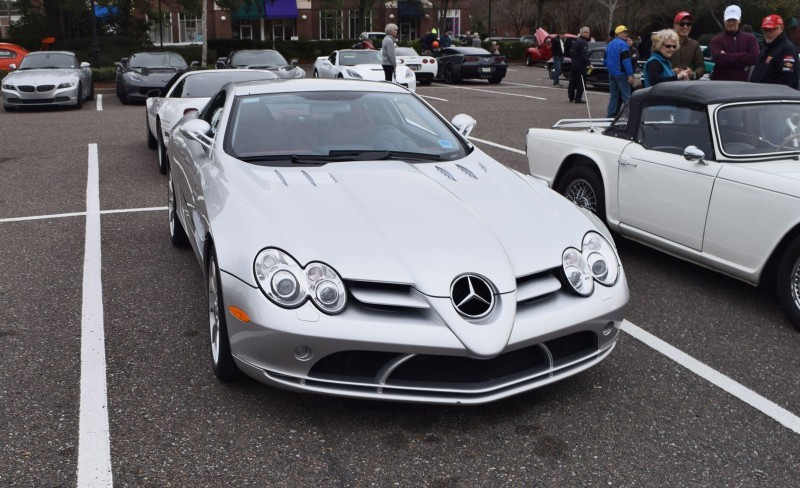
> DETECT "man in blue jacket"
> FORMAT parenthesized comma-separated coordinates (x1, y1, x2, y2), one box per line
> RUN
(604, 25, 635, 118)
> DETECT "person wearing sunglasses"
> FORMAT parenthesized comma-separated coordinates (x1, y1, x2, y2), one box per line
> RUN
(749, 15, 799, 88)
(709, 5, 759, 81)
(643, 29, 689, 87)
(670, 11, 705, 80)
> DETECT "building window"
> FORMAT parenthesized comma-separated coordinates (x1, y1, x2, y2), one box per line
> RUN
(240, 20, 253, 40)
(178, 13, 204, 43)
(320, 10, 344, 40)
(445, 9, 461, 35)
(349, 10, 372, 39)
(147, 13, 173, 45)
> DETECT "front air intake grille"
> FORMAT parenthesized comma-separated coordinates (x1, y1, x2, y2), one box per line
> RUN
(36, 85, 55, 92)
(17, 85, 35, 93)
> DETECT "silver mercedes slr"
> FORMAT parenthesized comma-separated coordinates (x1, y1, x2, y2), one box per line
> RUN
(166, 78, 629, 404)
(1, 51, 93, 111)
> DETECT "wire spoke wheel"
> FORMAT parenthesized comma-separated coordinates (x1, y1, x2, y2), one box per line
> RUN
(564, 178, 597, 213)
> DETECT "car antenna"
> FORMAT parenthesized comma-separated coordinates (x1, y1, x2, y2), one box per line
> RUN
(580, 72, 597, 132)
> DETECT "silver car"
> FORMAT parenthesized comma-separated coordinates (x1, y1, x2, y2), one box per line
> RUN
(167, 78, 629, 404)
(1, 51, 93, 111)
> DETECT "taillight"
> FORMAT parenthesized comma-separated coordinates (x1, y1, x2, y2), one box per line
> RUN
(464, 56, 479, 62)
(184, 108, 198, 115)
(429, 58, 435, 64)
(422, 58, 428, 64)
(399, 59, 405, 64)
(495, 56, 506, 63)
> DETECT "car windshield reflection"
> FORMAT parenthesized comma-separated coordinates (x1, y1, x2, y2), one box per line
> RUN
(717, 103, 800, 156)
(19, 53, 76, 69)
(129, 52, 187, 69)
(227, 91, 465, 162)
(339, 51, 382, 66)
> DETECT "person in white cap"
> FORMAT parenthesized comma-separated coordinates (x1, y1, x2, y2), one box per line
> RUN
(709, 4, 759, 81)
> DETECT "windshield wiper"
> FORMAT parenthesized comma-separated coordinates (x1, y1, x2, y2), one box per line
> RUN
(329, 150, 444, 161)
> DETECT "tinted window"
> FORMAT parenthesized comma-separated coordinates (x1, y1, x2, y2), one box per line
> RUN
(717, 103, 800, 156)
(339, 51, 382, 66)
(230, 51, 287, 67)
(180, 71, 278, 98)
(19, 53, 76, 69)
(129, 52, 187, 69)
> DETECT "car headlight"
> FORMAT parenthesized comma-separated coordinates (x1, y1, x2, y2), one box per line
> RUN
(344, 69, 362, 79)
(561, 231, 620, 296)
(405, 69, 415, 79)
(254, 248, 347, 314)
(124, 72, 143, 82)
(58, 80, 77, 89)
(293, 68, 306, 79)
(1, 82, 14, 90)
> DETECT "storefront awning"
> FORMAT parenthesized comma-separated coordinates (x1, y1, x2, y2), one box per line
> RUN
(232, 0, 265, 20)
(265, 0, 298, 19)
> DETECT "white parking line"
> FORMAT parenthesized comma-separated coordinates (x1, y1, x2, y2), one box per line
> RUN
(77, 144, 113, 487)
(0, 207, 167, 224)
(419, 94, 449, 102)
(441, 84, 547, 100)
(468, 136, 526, 155)
(96, 94, 103, 111)
(622, 320, 800, 434)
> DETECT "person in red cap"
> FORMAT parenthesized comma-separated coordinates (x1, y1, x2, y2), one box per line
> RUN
(710, 4, 759, 81)
(750, 14, 799, 88)
(670, 11, 705, 80)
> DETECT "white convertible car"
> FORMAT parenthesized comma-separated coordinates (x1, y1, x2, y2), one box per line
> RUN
(395, 47, 436, 85)
(312, 49, 416, 91)
(526, 81, 800, 330)
(164, 78, 628, 403)
(146, 69, 278, 173)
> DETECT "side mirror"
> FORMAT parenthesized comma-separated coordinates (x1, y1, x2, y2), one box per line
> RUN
(114, 61, 123, 70)
(190, 61, 199, 68)
(683, 145, 707, 164)
(80, 62, 90, 68)
(451, 114, 477, 138)
(146, 89, 162, 98)
(215, 58, 226, 69)
(290, 59, 299, 66)
(8, 63, 16, 70)
(120, 57, 129, 66)
(180, 118, 212, 139)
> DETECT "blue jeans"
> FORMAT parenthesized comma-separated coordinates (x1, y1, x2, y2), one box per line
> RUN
(552, 56, 563, 84)
(607, 74, 631, 118)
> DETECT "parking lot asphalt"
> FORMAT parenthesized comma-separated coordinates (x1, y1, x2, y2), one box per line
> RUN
(1, 64, 799, 487)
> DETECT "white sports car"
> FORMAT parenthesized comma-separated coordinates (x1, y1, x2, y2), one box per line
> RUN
(145, 69, 278, 173)
(526, 81, 800, 330)
(396, 47, 436, 86)
(312, 49, 416, 91)
(165, 78, 628, 404)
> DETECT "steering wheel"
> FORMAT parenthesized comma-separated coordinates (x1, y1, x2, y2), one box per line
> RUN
(363, 125, 416, 151)
(779, 131, 800, 151)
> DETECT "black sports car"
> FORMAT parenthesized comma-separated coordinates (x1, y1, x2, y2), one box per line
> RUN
(215, 49, 305, 79)
(115, 51, 193, 104)
(547, 42, 643, 90)
(434, 47, 507, 84)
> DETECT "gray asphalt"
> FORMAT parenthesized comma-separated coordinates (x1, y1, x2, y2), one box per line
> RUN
(1, 65, 798, 487)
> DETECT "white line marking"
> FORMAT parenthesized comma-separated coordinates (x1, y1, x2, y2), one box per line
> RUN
(621, 320, 800, 434)
(419, 94, 449, 102)
(77, 144, 113, 487)
(96, 94, 103, 111)
(442, 84, 547, 100)
(0, 207, 167, 224)
(502, 80, 610, 96)
(467, 136, 526, 155)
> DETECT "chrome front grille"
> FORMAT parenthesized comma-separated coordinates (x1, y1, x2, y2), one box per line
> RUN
(17, 85, 35, 92)
(16, 85, 56, 93)
(37, 84, 55, 92)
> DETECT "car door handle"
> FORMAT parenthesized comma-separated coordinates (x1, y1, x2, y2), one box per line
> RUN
(618, 157, 637, 166)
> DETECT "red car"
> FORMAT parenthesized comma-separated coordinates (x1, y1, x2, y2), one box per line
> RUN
(0, 43, 29, 71)
(524, 29, 577, 66)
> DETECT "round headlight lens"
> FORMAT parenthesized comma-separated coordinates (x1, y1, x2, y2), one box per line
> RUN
(271, 270, 299, 300)
(562, 248, 594, 296)
(254, 249, 306, 307)
(306, 262, 346, 314)
(582, 232, 619, 286)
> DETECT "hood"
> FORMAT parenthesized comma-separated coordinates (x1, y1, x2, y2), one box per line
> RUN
(719, 159, 800, 198)
(535, 28, 550, 46)
(244, 64, 303, 79)
(346, 64, 385, 81)
(5, 69, 79, 84)
(133, 68, 180, 85)
(209, 150, 593, 298)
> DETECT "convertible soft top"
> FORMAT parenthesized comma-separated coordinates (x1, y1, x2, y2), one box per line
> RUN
(632, 81, 800, 107)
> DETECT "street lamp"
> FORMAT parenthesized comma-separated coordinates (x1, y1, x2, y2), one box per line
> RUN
(487, 0, 492, 38)
(158, 0, 163, 48)
(90, 0, 100, 67)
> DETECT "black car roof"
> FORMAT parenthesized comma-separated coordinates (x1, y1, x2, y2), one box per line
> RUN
(632, 81, 800, 107)
(445, 47, 492, 55)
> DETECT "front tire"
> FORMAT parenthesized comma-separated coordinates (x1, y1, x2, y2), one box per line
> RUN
(557, 165, 606, 221)
(157, 120, 168, 174)
(777, 235, 800, 330)
(87, 82, 95, 101)
(147, 113, 157, 149)
(444, 65, 460, 84)
(208, 250, 240, 381)
(312, 69, 319, 78)
(168, 170, 189, 247)
(526, 54, 533, 66)
(74, 83, 83, 109)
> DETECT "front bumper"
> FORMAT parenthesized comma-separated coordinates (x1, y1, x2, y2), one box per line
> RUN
(2, 85, 80, 107)
(219, 267, 628, 404)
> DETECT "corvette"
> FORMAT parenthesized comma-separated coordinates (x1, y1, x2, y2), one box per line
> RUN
(164, 78, 628, 404)
(395, 47, 436, 85)
(145, 68, 278, 173)
(527, 81, 800, 330)
(312, 49, 416, 91)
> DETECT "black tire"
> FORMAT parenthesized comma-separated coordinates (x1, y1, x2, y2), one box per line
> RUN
(168, 169, 190, 247)
(526, 54, 533, 67)
(312, 69, 319, 78)
(147, 113, 157, 149)
(118, 81, 129, 104)
(419, 78, 433, 86)
(157, 120, 168, 174)
(87, 82, 95, 101)
(488, 75, 502, 84)
(547, 65, 554, 79)
(208, 250, 240, 381)
(557, 165, 606, 221)
(74, 83, 83, 109)
(777, 235, 800, 330)
(444, 65, 460, 84)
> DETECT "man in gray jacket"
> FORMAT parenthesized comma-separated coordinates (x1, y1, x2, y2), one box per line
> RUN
(381, 23, 399, 81)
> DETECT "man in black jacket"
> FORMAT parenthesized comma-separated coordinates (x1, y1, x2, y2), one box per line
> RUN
(750, 14, 799, 88)
(568, 27, 591, 103)
(551, 33, 566, 86)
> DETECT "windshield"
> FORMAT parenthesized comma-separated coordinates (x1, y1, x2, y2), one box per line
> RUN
(19, 53, 77, 69)
(716, 102, 800, 156)
(231, 51, 288, 67)
(396, 48, 419, 56)
(129, 52, 187, 69)
(227, 90, 467, 162)
(339, 51, 382, 66)
(180, 71, 278, 98)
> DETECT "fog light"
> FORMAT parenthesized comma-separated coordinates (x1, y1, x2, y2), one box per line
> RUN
(603, 321, 615, 335)
(294, 346, 313, 361)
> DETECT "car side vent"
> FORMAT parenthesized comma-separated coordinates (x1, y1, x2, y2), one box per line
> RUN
(274, 169, 288, 186)
(516, 270, 562, 304)
(301, 169, 317, 187)
(435, 166, 457, 181)
(346, 280, 431, 311)
(456, 164, 478, 179)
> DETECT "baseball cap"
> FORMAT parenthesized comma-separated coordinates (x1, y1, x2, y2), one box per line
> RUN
(724, 5, 741, 21)
(674, 12, 693, 24)
(762, 14, 784, 29)
(614, 25, 629, 34)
